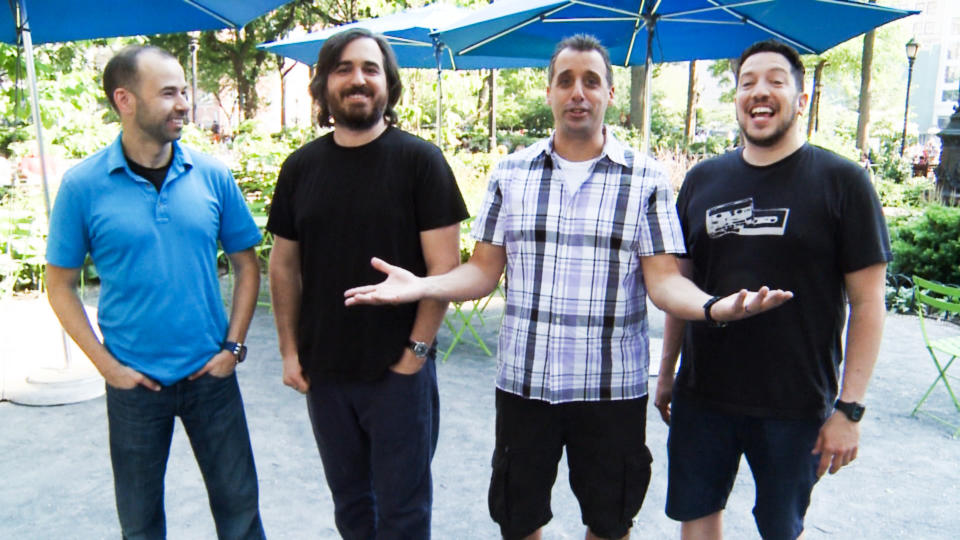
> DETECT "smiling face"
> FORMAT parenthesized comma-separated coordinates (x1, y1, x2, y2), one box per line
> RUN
(325, 37, 388, 132)
(735, 51, 808, 149)
(547, 47, 613, 144)
(128, 51, 189, 145)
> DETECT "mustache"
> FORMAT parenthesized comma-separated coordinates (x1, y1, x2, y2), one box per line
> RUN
(341, 85, 373, 98)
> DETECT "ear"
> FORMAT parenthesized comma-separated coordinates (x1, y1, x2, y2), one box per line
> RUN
(114, 87, 136, 115)
(609, 84, 615, 101)
(797, 92, 809, 115)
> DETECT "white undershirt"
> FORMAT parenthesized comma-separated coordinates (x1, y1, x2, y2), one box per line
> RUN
(553, 154, 600, 194)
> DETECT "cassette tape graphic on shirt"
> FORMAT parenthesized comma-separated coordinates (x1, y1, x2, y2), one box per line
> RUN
(705, 197, 789, 238)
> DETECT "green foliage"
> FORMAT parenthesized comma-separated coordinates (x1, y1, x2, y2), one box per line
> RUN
(228, 122, 321, 206)
(445, 150, 499, 215)
(884, 273, 916, 314)
(875, 176, 937, 208)
(0, 189, 47, 297)
(890, 205, 960, 286)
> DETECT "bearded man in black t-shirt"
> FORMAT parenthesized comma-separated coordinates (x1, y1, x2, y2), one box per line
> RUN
(656, 40, 892, 540)
(266, 28, 468, 538)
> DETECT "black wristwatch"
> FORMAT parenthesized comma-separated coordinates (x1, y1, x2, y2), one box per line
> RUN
(222, 341, 247, 363)
(408, 339, 432, 358)
(703, 296, 726, 327)
(834, 399, 865, 422)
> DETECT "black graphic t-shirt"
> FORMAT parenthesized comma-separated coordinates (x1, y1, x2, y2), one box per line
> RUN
(674, 144, 891, 419)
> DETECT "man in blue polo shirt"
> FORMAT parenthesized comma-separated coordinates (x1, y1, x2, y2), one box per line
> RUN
(46, 45, 265, 539)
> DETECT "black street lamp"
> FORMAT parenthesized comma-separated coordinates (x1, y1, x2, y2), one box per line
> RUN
(901, 38, 919, 156)
(934, 72, 960, 203)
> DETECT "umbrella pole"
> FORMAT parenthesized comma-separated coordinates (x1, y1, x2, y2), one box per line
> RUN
(434, 43, 443, 148)
(641, 23, 653, 155)
(6, 0, 105, 406)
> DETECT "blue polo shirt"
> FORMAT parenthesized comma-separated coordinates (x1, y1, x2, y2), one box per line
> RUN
(46, 135, 261, 385)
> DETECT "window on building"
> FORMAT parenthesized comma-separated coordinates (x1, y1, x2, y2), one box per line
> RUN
(944, 89, 960, 103)
(947, 41, 960, 60)
(946, 66, 960, 85)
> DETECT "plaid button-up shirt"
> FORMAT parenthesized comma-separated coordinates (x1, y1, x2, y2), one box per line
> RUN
(472, 130, 685, 403)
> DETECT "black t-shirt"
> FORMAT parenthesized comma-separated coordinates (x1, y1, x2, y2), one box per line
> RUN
(125, 153, 171, 191)
(267, 127, 469, 382)
(675, 144, 891, 419)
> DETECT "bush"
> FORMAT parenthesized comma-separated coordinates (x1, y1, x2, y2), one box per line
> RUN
(875, 176, 938, 208)
(889, 205, 960, 285)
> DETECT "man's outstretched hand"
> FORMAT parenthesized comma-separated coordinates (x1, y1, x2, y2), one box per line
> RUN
(711, 286, 794, 322)
(344, 257, 426, 306)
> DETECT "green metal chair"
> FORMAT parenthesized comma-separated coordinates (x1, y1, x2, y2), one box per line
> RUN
(911, 275, 960, 437)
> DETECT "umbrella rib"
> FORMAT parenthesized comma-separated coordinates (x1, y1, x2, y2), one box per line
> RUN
(815, 0, 912, 12)
(458, 3, 572, 55)
(181, 0, 239, 28)
(661, 18, 746, 25)
(570, 0, 649, 19)
(623, 0, 651, 67)
(661, 0, 772, 20)
(705, 0, 816, 54)
(542, 17, 637, 22)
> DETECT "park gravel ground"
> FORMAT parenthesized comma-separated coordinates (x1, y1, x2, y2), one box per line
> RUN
(1, 295, 959, 539)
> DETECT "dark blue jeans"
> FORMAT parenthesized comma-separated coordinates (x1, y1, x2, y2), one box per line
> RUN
(307, 356, 440, 540)
(105, 372, 265, 540)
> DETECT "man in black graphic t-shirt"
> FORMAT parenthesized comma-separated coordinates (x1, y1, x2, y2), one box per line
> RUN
(656, 40, 892, 540)
(266, 29, 468, 538)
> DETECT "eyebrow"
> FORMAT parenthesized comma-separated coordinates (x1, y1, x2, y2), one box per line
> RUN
(555, 68, 602, 79)
(335, 59, 382, 69)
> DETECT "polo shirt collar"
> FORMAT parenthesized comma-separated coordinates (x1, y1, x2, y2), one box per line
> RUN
(105, 134, 194, 179)
(537, 126, 629, 168)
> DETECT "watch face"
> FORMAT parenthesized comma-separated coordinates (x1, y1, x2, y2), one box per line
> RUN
(849, 405, 864, 422)
(412, 342, 430, 357)
(836, 400, 864, 422)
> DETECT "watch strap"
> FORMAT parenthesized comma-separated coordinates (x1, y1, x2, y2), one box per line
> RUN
(703, 296, 727, 328)
(222, 340, 247, 363)
(834, 399, 865, 422)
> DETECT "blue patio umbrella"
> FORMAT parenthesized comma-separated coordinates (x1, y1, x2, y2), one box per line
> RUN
(436, 0, 917, 65)
(1, 0, 293, 403)
(435, 0, 917, 149)
(259, 3, 548, 144)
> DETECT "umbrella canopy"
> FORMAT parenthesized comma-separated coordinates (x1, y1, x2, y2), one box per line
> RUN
(436, 0, 918, 66)
(0, 0, 292, 45)
(259, 3, 547, 70)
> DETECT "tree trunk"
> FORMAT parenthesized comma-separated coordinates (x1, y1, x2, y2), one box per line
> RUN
(684, 60, 698, 146)
(807, 60, 826, 139)
(856, 0, 878, 153)
(630, 64, 648, 133)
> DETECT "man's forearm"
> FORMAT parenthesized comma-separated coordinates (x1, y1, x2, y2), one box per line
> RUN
(225, 249, 260, 344)
(660, 313, 686, 375)
(421, 261, 502, 303)
(46, 270, 119, 375)
(839, 297, 885, 402)
(269, 260, 302, 359)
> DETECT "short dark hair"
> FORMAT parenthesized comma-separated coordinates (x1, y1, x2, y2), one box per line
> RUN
(736, 40, 805, 92)
(308, 28, 402, 128)
(548, 34, 613, 87)
(103, 45, 177, 112)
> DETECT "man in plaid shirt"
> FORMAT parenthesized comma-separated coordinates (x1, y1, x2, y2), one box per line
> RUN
(345, 34, 790, 540)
